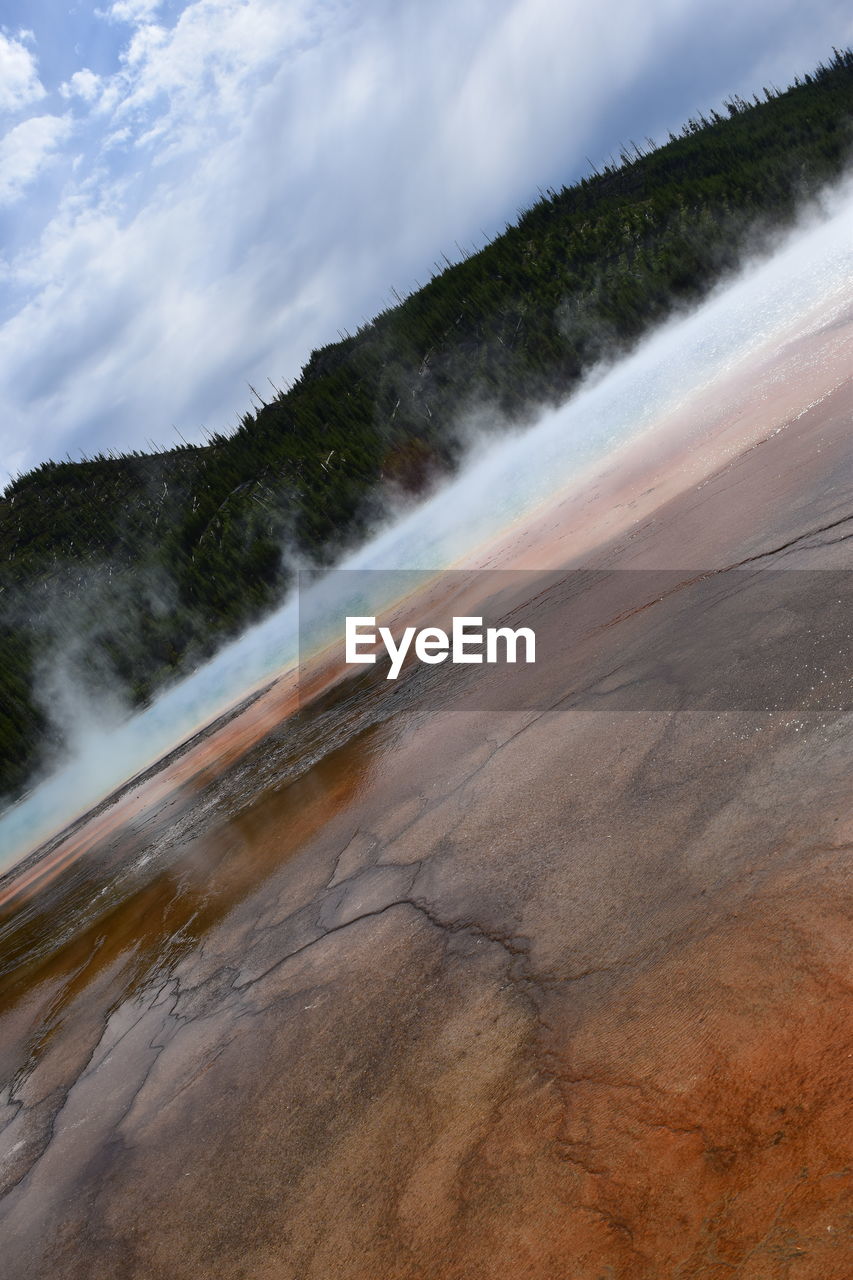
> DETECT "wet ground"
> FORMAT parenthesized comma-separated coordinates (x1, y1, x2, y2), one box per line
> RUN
(0, 299, 850, 1278)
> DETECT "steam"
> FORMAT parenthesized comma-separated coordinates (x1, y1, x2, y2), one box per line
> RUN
(1, 180, 851, 871)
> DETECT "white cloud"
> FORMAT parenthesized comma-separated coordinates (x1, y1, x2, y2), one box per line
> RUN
(0, 31, 46, 113)
(60, 69, 103, 104)
(109, 0, 318, 156)
(104, 0, 163, 23)
(0, 115, 72, 207)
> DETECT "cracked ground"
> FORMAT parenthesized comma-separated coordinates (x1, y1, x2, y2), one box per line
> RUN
(0, 304, 850, 1278)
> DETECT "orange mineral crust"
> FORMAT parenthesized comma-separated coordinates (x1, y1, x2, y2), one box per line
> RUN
(0, 294, 850, 1278)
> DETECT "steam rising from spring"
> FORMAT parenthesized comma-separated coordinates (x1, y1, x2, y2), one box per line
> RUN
(1, 183, 851, 871)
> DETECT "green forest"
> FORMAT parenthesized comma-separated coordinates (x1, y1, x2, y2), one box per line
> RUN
(1, 48, 852, 802)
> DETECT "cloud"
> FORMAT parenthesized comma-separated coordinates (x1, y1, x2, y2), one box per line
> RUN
(1, 0, 852, 482)
(0, 31, 46, 113)
(102, 0, 164, 23)
(107, 0, 319, 157)
(0, 114, 72, 207)
(60, 69, 103, 104)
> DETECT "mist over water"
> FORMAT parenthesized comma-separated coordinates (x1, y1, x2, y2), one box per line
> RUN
(1, 183, 851, 872)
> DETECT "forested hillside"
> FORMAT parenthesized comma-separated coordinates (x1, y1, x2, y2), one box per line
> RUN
(1, 49, 852, 801)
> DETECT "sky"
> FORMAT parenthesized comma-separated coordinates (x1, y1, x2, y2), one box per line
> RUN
(0, 0, 851, 486)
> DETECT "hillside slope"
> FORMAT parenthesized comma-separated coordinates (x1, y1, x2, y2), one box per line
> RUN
(1, 49, 852, 801)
